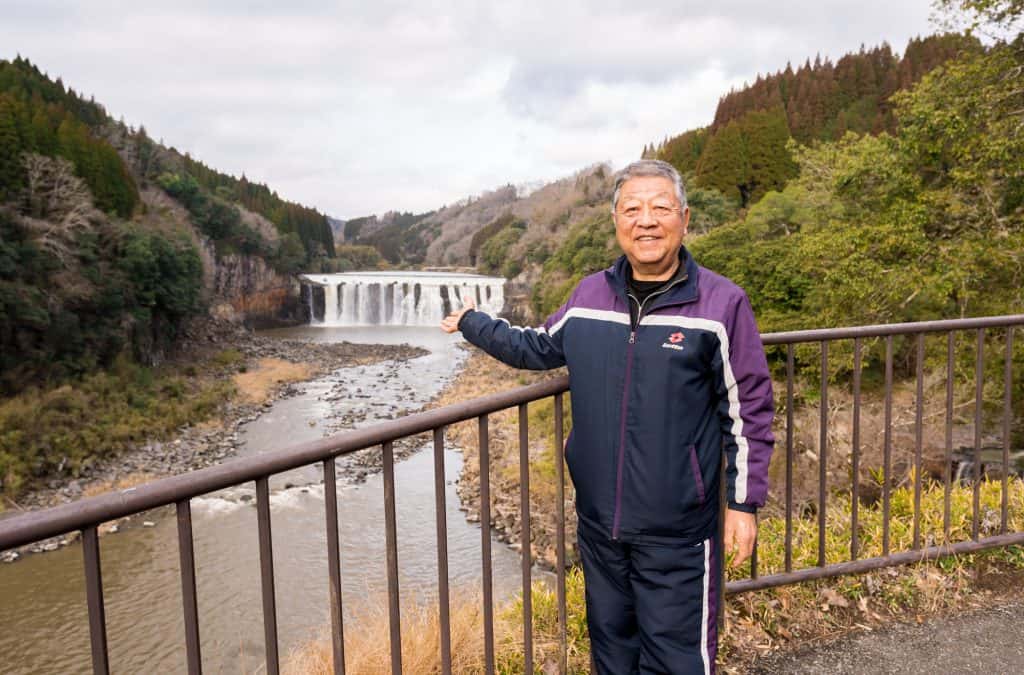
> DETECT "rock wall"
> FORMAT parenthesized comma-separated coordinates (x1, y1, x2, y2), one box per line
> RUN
(205, 246, 304, 327)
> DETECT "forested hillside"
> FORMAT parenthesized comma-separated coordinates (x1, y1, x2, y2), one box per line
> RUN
(691, 28, 1023, 341)
(0, 57, 337, 394)
(645, 33, 981, 207)
(341, 210, 434, 265)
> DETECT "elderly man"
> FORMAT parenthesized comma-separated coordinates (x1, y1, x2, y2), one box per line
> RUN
(441, 160, 774, 674)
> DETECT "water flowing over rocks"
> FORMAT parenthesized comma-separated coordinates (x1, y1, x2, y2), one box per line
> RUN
(2, 332, 426, 560)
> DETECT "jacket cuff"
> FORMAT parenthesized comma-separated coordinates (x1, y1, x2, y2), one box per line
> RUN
(727, 501, 757, 514)
(457, 309, 479, 332)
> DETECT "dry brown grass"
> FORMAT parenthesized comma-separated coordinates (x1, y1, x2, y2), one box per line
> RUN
(82, 471, 156, 499)
(766, 367, 999, 520)
(233, 358, 314, 404)
(284, 590, 491, 675)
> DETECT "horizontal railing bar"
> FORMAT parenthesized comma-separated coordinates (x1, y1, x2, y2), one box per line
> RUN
(761, 314, 1024, 345)
(726, 532, 1024, 594)
(4, 313, 1023, 553)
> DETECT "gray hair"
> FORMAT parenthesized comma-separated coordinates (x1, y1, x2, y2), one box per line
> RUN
(611, 159, 687, 213)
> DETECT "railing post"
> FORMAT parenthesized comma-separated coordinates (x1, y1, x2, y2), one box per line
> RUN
(255, 477, 280, 675)
(518, 403, 533, 675)
(818, 341, 828, 567)
(974, 329, 985, 540)
(82, 526, 110, 675)
(478, 415, 495, 675)
(382, 441, 403, 674)
(323, 458, 346, 675)
(176, 499, 203, 675)
(851, 337, 861, 561)
(1002, 328, 1014, 533)
(883, 335, 893, 555)
(554, 393, 568, 675)
(785, 344, 794, 573)
(433, 428, 453, 674)
(945, 332, 955, 541)
(913, 333, 924, 550)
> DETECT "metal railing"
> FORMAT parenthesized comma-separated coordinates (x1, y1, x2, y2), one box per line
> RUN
(1, 314, 1023, 674)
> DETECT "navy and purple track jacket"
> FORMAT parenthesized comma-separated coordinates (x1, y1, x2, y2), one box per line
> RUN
(459, 247, 774, 543)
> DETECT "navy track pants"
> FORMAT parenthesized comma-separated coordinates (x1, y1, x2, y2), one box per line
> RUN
(578, 525, 719, 675)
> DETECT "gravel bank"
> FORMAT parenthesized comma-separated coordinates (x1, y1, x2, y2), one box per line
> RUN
(0, 332, 425, 562)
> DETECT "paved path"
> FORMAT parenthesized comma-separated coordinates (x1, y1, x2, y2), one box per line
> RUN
(748, 598, 1024, 674)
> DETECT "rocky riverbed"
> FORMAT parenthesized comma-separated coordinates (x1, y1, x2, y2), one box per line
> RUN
(432, 348, 576, 570)
(0, 330, 426, 562)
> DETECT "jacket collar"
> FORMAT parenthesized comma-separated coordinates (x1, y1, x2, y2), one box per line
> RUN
(606, 246, 700, 306)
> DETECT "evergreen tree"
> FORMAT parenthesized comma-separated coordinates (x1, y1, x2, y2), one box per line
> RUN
(0, 98, 26, 201)
(695, 120, 748, 205)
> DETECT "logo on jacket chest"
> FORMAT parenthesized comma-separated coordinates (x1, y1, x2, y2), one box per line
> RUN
(661, 331, 685, 351)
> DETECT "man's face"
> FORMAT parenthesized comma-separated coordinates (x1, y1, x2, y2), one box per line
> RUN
(613, 175, 690, 280)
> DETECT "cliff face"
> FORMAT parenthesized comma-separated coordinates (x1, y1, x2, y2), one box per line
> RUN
(139, 188, 303, 328)
(206, 248, 303, 327)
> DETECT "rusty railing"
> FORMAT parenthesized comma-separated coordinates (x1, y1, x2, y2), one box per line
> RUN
(0, 314, 1022, 674)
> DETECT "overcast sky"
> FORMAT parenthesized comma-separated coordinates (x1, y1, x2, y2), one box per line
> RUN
(2, 1, 940, 218)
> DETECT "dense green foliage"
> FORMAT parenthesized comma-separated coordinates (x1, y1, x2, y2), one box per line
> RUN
(180, 155, 335, 260)
(694, 44, 1023, 326)
(469, 213, 518, 265)
(686, 182, 740, 235)
(712, 34, 980, 141)
(0, 355, 234, 496)
(156, 172, 275, 257)
(691, 35, 1023, 380)
(0, 59, 210, 397)
(343, 215, 373, 241)
(0, 58, 139, 216)
(532, 215, 618, 317)
(643, 128, 708, 175)
(342, 211, 434, 265)
(695, 106, 798, 206)
(475, 214, 527, 278)
(651, 34, 981, 209)
(316, 244, 384, 272)
(0, 208, 203, 394)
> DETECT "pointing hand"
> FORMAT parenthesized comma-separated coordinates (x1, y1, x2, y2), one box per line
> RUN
(440, 296, 477, 333)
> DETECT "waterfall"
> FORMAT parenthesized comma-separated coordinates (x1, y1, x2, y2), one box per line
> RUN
(301, 271, 506, 326)
(323, 283, 338, 325)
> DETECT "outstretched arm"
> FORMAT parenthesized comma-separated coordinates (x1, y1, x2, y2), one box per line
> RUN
(441, 295, 567, 371)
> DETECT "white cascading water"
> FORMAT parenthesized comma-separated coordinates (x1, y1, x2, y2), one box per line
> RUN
(301, 271, 506, 326)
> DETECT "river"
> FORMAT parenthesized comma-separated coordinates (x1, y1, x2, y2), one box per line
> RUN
(0, 327, 528, 673)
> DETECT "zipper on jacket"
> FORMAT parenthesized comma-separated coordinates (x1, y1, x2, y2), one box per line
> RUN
(610, 275, 689, 540)
(611, 329, 636, 539)
(628, 273, 688, 326)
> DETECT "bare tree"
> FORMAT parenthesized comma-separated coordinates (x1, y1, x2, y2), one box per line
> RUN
(20, 153, 101, 268)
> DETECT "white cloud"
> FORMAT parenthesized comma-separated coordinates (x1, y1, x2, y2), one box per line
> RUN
(0, 1, 937, 217)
